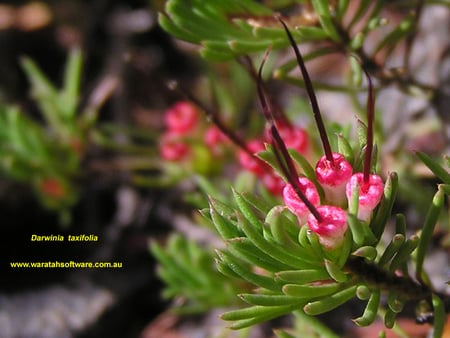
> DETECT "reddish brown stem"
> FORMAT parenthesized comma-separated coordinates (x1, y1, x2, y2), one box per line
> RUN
(278, 17, 334, 164)
(362, 69, 374, 184)
(238, 55, 289, 126)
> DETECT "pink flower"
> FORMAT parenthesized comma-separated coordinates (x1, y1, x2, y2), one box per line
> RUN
(307, 205, 347, 249)
(204, 125, 229, 156)
(262, 172, 285, 196)
(277, 123, 309, 155)
(164, 101, 200, 134)
(265, 122, 309, 155)
(160, 132, 190, 161)
(283, 177, 320, 224)
(315, 152, 352, 206)
(346, 173, 384, 221)
(238, 139, 266, 176)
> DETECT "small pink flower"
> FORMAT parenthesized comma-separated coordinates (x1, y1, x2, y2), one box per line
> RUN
(265, 122, 309, 155)
(204, 126, 229, 156)
(262, 172, 285, 196)
(164, 101, 200, 134)
(307, 205, 347, 249)
(277, 123, 309, 155)
(315, 152, 352, 206)
(160, 132, 190, 161)
(238, 139, 266, 176)
(283, 177, 320, 224)
(346, 173, 384, 221)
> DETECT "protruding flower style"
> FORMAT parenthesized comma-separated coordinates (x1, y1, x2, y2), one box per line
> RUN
(160, 132, 190, 161)
(315, 152, 353, 206)
(346, 173, 384, 221)
(307, 205, 348, 249)
(238, 139, 266, 176)
(164, 101, 200, 134)
(283, 177, 320, 224)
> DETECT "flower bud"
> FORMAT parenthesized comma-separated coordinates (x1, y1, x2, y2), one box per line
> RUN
(346, 173, 384, 221)
(315, 152, 352, 206)
(283, 177, 320, 224)
(262, 172, 285, 196)
(307, 205, 347, 249)
(238, 139, 266, 176)
(266, 122, 309, 155)
(164, 101, 200, 134)
(204, 125, 229, 156)
(160, 132, 190, 161)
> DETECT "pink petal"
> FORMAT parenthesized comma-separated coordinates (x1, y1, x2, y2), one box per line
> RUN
(315, 153, 353, 186)
(238, 139, 266, 176)
(164, 101, 200, 134)
(283, 177, 320, 223)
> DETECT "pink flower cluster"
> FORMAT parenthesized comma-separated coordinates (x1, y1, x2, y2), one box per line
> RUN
(238, 121, 309, 195)
(282, 151, 384, 249)
(159, 101, 229, 170)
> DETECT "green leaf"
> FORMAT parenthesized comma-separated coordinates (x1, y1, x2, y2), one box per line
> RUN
(233, 189, 264, 230)
(210, 200, 241, 239)
(324, 259, 348, 282)
(275, 269, 330, 284)
(387, 292, 404, 314)
(311, 0, 341, 42)
(158, 12, 199, 43)
(337, 0, 350, 20)
(237, 212, 316, 269)
(337, 133, 355, 165)
(374, 17, 414, 55)
(353, 288, 380, 326)
(283, 283, 341, 298)
(239, 293, 305, 306)
(388, 234, 419, 273)
(303, 285, 357, 315)
(21, 56, 62, 130)
(352, 246, 377, 261)
(415, 187, 444, 281)
(239, 191, 274, 215)
(377, 233, 405, 268)
(432, 294, 445, 338)
(289, 149, 325, 199)
(227, 238, 291, 272)
(265, 206, 309, 254)
(370, 172, 398, 240)
(217, 250, 282, 291)
(61, 49, 82, 119)
(356, 285, 371, 300)
(295, 26, 329, 40)
(416, 151, 450, 184)
(384, 308, 397, 329)
(225, 304, 299, 330)
(347, 213, 366, 247)
(348, 0, 372, 30)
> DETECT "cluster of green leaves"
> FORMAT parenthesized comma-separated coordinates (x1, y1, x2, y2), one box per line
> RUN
(159, 0, 419, 64)
(0, 50, 99, 224)
(150, 233, 244, 313)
